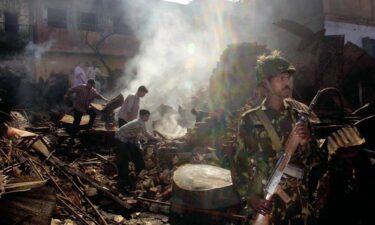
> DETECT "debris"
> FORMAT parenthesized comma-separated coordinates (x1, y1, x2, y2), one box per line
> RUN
(101, 94, 124, 114)
(90, 103, 105, 111)
(60, 114, 90, 126)
(0, 186, 56, 225)
(51, 218, 63, 225)
(0, 104, 250, 225)
(85, 187, 98, 197)
(113, 215, 124, 223)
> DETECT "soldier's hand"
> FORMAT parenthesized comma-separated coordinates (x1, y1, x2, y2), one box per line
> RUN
(249, 195, 273, 215)
(295, 122, 310, 146)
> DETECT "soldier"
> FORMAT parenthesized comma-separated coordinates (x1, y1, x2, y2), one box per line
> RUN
(231, 51, 327, 225)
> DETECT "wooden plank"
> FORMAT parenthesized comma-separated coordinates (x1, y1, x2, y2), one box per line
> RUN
(4, 180, 47, 194)
(90, 103, 105, 111)
(101, 94, 124, 113)
(59, 114, 90, 125)
(7, 127, 37, 138)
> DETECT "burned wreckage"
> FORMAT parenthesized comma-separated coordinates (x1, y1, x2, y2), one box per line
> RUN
(1, 23, 375, 225)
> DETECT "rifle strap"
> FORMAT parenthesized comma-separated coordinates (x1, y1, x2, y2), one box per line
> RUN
(254, 109, 283, 152)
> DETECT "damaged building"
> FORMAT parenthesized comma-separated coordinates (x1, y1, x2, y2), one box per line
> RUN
(1, 0, 138, 80)
(1, 1, 375, 225)
(0, 0, 139, 108)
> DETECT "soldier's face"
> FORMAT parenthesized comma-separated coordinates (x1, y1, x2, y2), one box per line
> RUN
(268, 73, 292, 99)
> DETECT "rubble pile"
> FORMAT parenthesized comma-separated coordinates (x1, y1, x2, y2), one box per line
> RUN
(0, 108, 235, 225)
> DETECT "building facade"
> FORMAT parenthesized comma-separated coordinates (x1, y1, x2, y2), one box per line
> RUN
(0, 0, 34, 51)
(0, 0, 139, 81)
(324, 0, 375, 57)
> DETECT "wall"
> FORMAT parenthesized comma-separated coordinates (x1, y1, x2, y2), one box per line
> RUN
(324, 0, 375, 22)
(325, 20, 375, 47)
(36, 0, 138, 56)
(0, 0, 34, 49)
(0, 0, 33, 29)
(324, 0, 375, 56)
(32, 0, 139, 80)
(35, 53, 128, 82)
(252, 0, 324, 59)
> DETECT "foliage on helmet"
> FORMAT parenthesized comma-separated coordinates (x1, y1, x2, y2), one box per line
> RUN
(255, 50, 295, 83)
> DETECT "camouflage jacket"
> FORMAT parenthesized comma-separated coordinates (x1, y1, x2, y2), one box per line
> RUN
(231, 98, 327, 225)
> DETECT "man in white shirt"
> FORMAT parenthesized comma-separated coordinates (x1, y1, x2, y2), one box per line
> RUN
(115, 109, 157, 187)
(117, 86, 148, 127)
(72, 62, 88, 88)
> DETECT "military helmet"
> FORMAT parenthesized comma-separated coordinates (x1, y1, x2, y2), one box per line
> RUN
(255, 51, 296, 83)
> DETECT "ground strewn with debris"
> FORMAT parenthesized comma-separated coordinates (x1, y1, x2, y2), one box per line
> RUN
(0, 109, 240, 225)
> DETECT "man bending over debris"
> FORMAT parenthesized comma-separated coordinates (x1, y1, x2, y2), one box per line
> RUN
(115, 109, 158, 189)
(64, 79, 108, 135)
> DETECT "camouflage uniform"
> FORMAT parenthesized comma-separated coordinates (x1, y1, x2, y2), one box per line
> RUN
(231, 52, 326, 225)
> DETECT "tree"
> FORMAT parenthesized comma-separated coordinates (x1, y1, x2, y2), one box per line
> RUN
(84, 30, 115, 75)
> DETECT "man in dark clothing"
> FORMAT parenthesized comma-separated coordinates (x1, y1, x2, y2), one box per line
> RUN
(64, 79, 108, 135)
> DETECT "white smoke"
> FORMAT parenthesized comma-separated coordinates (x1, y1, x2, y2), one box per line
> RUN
(123, 1, 228, 108)
(120, 0, 242, 137)
(0, 40, 55, 81)
(25, 39, 55, 61)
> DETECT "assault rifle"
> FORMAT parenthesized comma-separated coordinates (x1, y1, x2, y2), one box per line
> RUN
(252, 114, 308, 225)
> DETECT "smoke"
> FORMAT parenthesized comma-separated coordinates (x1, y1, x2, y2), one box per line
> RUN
(120, 0, 324, 110)
(115, 1, 325, 137)
(251, 0, 324, 60)
(153, 111, 189, 138)
(119, 0, 242, 136)
(25, 40, 55, 61)
(0, 39, 54, 81)
(0, 39, 56, 110)
(123, 1, 230, 108)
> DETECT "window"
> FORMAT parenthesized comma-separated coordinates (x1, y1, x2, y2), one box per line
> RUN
(362, 37, 375, 57)
(47, 8, 67, 28)
(77, 12, 98, 31)
(113, 16, 132, 35)
(4, 12, 18, 33)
